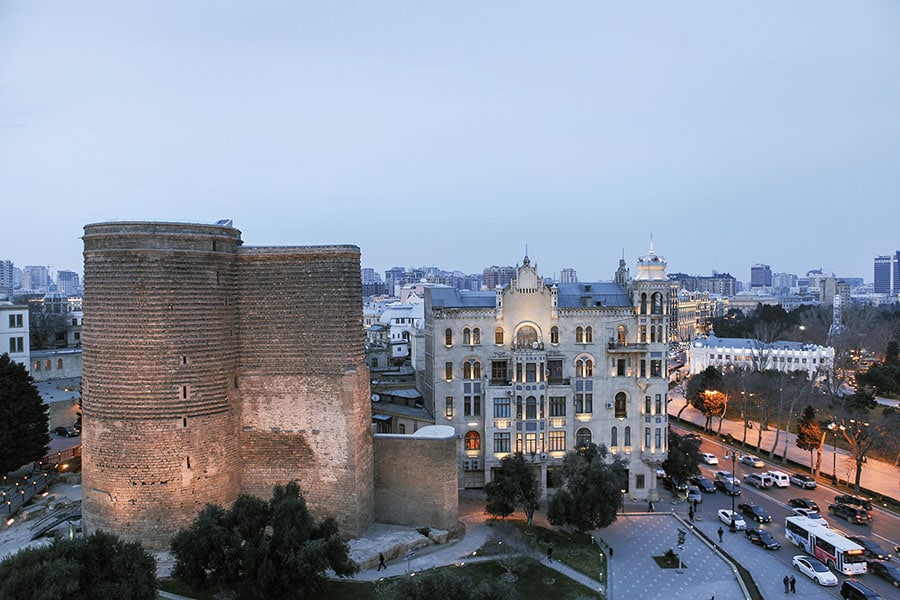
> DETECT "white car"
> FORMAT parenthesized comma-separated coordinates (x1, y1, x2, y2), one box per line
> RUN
(701, 452, 718, 465)
(739, 455, 764, 468)
(716, 509, 746, 531)
(792, 508, 829, 526)
(714, 470, 740, 485)
(791, 555, 838, 586)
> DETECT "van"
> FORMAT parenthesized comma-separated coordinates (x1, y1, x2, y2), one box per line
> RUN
(766, 471, 789, 488)
(744, 473, 772, 489)
(840, 579, 881, 600)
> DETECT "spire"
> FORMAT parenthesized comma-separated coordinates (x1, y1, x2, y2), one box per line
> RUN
(648, 233, 655, 255)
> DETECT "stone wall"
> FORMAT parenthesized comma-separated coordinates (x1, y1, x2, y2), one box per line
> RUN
(373, 427, 458, 532)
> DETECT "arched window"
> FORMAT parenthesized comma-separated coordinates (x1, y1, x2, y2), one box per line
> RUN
(463, 360, 481, 380)
(575, 326, 584, 343)
(615, 392, 627, 419)
(463, 328, 471, 345)
(472, 327, 481, 345)
(617, 325, 626, 345)
(445, 328, 453, 346)
(550, 326, 559, 344)
(576, 428, 592, 448)
(516, 325, 538, 348)
(611, 426, 618, 447)
(575, 357, 593, 378)
(657, 326, 664, 343)
(526, 396, 537, 420)
(516, 396, 523, 419)
(650, 326, 657, 343)
(624, 426, 631, 447)
(495, 327, 504, 345)
(584, 326, 593, 343)
(640, 325, 647, 343)
(640, 293, 648, 315)
(465, 431, 481, 451)
(651, 292, 663, 315)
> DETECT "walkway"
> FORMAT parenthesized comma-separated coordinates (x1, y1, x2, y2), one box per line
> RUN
(669, 395, 900, 502)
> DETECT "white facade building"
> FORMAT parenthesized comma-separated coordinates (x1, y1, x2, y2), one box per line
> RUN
(689, 335, 834, 378)
(423, 249, 671, 500)
(0, 301, 30, 367)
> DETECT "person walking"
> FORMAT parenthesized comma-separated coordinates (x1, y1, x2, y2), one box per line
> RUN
(377, 552, 387, 571)
(689, 506, 695, 522)
(717, 527, 723, 542)
(789, 575, 796, 593)
(783, 575, 790, 594)
(546, 544, 553, 562)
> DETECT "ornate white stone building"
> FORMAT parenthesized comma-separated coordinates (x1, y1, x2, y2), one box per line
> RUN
(689, 335, 834, 379)
(423, 247, 671, 501)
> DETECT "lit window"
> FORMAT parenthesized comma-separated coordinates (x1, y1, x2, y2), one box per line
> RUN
(494, 327, 504, 345)
(615, 392, 627, 418)
(464, 431, 481, 450)
(445, 396, 454, 418)
(548, 430, 566, 451)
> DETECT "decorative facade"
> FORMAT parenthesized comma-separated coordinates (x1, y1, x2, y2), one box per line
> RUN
(423, 248, 671, 501)
(689, 335, 834, 378)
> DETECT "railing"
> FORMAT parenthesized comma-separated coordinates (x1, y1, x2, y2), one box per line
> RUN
(0, 445, 81, 518)
(547, 377, 570, 385)
(607, 341, 649, 352)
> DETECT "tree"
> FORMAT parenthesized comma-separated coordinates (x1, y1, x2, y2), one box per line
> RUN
(0, 531, 157, 600)
(170, 481, 356, 599)
(0, 353, 50, 475)
(376, 568, 519, 600)
(484, 453, 540, 525)
(661, 432, 702, 484)
(28, 304, 68, 350)
(839, 417, 881, 493)
(684, 366, 723, 430)
(547, 443, 627, 532)
(795, 405, 822, 473)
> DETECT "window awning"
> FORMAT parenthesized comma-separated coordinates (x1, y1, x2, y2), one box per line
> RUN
(372, 414, 392, 422)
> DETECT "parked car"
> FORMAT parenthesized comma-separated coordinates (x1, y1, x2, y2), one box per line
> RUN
(792, 508, 828, 526)
(738, 503, 772, 523)
(662, 476, 688, 493)
(788, 498, 820, 511)
(847, 536, 891, 560)
(683, 433, 702, 443)
(714, 470, 740, 485)
(789, 472, 817, 489)
(745, 528, 780, 550)
(839, 578, 883, 599)
(792, 555, 838, 586)
(744, 473, 773, 489)
(765, 470, 790, 488)
(739, 455, 764, 468)
(691, 476, 716, 493)
(717, 509, 746, 531)
(834, 494, 873, 511)
(700, 452, 718, 465)
(867, 560, 900, 588)
(686, 485, 703, 504)
(829, 503, 873, 525)
(53, 426, 78, 437)
(715, 479, 741, 496)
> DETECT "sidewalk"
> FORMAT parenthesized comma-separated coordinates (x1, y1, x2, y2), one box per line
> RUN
(668, 394, 900, 502)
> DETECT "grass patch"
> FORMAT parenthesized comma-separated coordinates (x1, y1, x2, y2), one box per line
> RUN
(652, 555, 683, 569)
(490, 520, 604, 582)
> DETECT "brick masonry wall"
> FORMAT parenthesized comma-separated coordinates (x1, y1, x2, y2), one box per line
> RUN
(373, 432, 458, 532)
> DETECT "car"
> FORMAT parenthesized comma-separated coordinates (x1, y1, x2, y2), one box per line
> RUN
(656, 467, 667, 479)
(792, 508, 828, 525)
(717, 509, 746, 530)
(715, 479, 741, 496)
(840, 578, 884, 599)
(788, 498, 820, 511)
(789, 473, 817, 489)
(714, 470, 740, 485)
(829, 503, 873, 525)
(765, 470, 790, 488)
(53, 426, 78, 437)
(791, 554, 838, 586)
(867, 560, 900, 587)
(738, 503, 772, 523)
(690, 476, 716, 493)
(847, 536, 891, 560)
(700, 452, 718, 465)
(683, 433, 702, 443)
(744, 473, 773, 489)
(662, 476, 688, 493)
(686, 485, 703, 504)
(739, 455, 765, 468)
(745, 528, 781, 550)
(834, 494, 873, 511)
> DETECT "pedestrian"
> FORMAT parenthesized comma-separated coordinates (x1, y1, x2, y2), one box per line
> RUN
(377, 552, 386, 571)
(609, 547, 613, 558)
(790, 575, 796, 593)
(783, 575, 789, 594)
(648, 500, 654, 512)
(547, 544, 553, 562)
(717, 527, 723, 542)
(689, 506, 695, 522)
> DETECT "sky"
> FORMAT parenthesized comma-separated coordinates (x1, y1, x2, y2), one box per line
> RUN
(1, 1, 898, 283)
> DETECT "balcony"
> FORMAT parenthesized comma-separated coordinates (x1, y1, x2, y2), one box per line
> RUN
(607, 341, 649, 353)
(489, 379, 512, 387)
(547, 377, 570, 386)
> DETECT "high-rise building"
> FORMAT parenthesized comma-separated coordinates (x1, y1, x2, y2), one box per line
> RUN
(23, 265, 50, 292)
(0, 260, 13, 300)
(750, 264, 772, 288)
(559, 267, 577, 283)
(424, 247, 671, 501)
(874, 251, 900, 295)
(56, 270, 80, 295)
(482, 265, 516, 290)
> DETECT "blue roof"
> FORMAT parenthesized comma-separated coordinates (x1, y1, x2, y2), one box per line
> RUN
(429, 281, 631, 309)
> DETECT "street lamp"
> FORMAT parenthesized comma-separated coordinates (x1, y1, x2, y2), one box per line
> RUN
(729, 450, 737, 531)
(827, 421, 846, 486)
(620, 489, 626, 514)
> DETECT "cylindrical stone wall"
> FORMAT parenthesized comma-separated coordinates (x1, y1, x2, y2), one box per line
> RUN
(81, 221, 243, 548)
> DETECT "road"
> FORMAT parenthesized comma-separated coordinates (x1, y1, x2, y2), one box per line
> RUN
(672, 423, 900, 599)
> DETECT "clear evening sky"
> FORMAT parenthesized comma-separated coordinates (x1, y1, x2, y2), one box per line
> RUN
(1, 1, 898, 282)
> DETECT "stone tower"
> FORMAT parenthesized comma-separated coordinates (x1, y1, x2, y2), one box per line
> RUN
(81, 221, 373, 548)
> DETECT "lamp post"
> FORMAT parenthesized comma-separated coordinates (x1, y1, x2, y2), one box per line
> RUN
(620, 489, 626, 514)
(827, 421, 845, 486)
(729, 450, 737, 532)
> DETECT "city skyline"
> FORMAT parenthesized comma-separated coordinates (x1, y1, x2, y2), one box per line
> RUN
(2, 1, 898, 281)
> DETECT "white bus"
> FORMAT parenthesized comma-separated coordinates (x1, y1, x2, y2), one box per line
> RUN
(784, 516, 867, 575)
